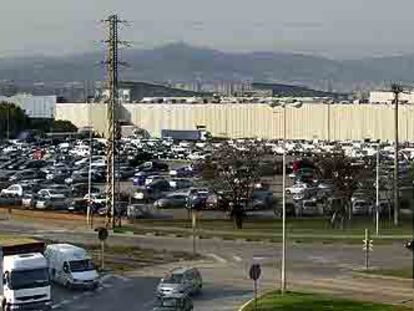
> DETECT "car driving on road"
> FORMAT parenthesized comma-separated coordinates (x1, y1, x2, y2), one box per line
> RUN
(156, 267, 202, 298)
(152, 294, 193, 311)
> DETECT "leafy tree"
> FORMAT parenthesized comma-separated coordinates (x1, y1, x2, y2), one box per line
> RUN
(50, 120, 77, 133)
(0, 102, 30, 139)
(201, 142, 265, 229)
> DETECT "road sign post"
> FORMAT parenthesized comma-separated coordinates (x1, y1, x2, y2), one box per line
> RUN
(249, 264, 262, 311)
(95, 227, 109, 270)
(363, 228, 373, 270)
(192, 210, 197, 257)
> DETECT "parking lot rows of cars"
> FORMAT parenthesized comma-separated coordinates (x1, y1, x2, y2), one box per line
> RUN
(1, 136, 413, 220)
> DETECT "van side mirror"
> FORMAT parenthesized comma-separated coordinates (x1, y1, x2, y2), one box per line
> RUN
(3, 272, 9, 286)
(63, 263, 69, 274)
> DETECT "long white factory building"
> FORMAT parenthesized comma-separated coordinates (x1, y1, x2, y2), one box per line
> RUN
(55, 101, 414, 142)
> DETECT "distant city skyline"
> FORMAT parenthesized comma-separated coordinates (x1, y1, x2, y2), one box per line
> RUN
(2, 0, 414, 59)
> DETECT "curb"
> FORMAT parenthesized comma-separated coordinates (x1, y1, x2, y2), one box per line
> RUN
(238, 290, 275, 311)
(352, 271, 412, 282)
(238, 297, 255, 311)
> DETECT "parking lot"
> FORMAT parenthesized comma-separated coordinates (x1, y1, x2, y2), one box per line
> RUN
(1, 134, 414, 310)
(1, 135, 414, 222)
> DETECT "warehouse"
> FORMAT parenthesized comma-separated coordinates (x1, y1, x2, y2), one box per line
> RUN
(55, 101, 414, 142)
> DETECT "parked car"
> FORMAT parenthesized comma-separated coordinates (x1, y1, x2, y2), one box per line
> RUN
(154, 193, 188, 209)
(169, 179, 193, 190)
(169, 166, 193, 178)
(352, 199, 373, 216)
(0, 184, 26, 198)
(152, 294, 193, 311)
(295, 199, 322, 217)
(68, 199, 103, 214)
(285, 183, 314, 195)
(71, 183, 101, 198)
(46, 184, 72, 197)
(156, 267, 202, 297)
(9, 169, 45, 183)
(21, 192, 37, 209)
(127, 204, 157, 219)
(36, 189, 69, 210)
(137, 161, 169, 173)
(186, 189, 209, 210)
(115, 165, 135, 180)
(249, 190, 276, 210)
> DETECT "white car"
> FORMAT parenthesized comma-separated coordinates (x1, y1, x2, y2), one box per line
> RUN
(83, 193, 107, 205)
(352, 200, 373, 216)
(38, 189, 67, 200)
(0, 184, 24, 197)
(285, 183, 312, 195)
(187, 152, 207, 161)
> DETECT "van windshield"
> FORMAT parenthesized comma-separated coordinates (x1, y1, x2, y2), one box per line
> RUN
(9, 268, 50, 290)
(69, 259, 95, 272)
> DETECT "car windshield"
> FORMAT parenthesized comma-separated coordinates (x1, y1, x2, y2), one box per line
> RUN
(69, 259, 95, 272)
(48, 189, 61, 195)
(163, 274, 183, 284)
(9, 268, 50, 290)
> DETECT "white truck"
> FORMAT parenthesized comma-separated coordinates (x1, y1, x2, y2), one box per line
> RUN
(44, 244, 99, 290)
(0, 238, 52, 311)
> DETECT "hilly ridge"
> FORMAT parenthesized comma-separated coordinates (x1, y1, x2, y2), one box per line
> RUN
(0, 43, 414, 91)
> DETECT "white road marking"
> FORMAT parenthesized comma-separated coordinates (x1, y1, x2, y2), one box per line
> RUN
(100, 274, 112, 282)
(233, 255, 242, 262)
(113, 274, 132, 282)
(207, 253, 227, 263)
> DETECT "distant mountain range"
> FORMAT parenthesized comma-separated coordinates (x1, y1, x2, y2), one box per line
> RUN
(1, 43, 414, 92)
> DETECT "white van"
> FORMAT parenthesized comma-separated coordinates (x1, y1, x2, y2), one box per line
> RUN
(44, 244, 99, 290)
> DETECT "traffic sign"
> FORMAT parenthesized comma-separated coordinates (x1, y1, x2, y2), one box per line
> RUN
(363, 229, 373, 270)
(249, 264, 261, 281)
(404, 240, 414, 252)
(95, 227, 109, 241)
(362, 239, 374, 251)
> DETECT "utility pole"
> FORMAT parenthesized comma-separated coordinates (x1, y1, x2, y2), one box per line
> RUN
(391, 83, 402, 227)
(375, 142, 380, 236)
(103, 15, 121, 229)
(281, 104, 287, 294)
(6, 104, 10, 140)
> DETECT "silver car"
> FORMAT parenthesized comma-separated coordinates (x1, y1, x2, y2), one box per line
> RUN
(156, 267, 202, 297)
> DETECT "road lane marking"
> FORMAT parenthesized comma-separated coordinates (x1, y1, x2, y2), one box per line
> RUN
(207, 253, 227, 263)
(100, 274, 112, 282)
(113, 274, 132, 282)
(233, 255, 242, 262)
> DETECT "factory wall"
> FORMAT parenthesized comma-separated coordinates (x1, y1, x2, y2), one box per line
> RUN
(56, 103, 414, 142)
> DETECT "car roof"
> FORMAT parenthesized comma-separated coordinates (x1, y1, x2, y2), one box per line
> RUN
(170, 267, 197, 274)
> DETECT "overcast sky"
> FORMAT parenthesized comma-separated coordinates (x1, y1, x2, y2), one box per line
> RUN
(2, 0, 414, 59)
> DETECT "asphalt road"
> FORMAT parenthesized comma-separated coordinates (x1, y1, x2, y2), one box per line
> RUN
(0, 219, 412, 310)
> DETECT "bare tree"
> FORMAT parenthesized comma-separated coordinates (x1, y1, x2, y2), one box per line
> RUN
(314, 153, 375, 228)
(201, 142, 265, 229)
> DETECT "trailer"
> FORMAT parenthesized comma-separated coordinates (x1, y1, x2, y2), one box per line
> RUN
(0, 237, 52, 311)
(161, 129, 207, 141)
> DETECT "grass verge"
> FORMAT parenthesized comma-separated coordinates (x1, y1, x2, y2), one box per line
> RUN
(363, 267, 413, 279)
(243, 291, 411, 311)
(123, 217, 413, 244)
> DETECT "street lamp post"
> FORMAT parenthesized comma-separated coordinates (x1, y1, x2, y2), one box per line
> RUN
(271, 100, 302, 294)
(375, 142, 380, 236)
(391, 84, 402, 227)
(6, 104, 10, 140)
(281, 103, 287, 294)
